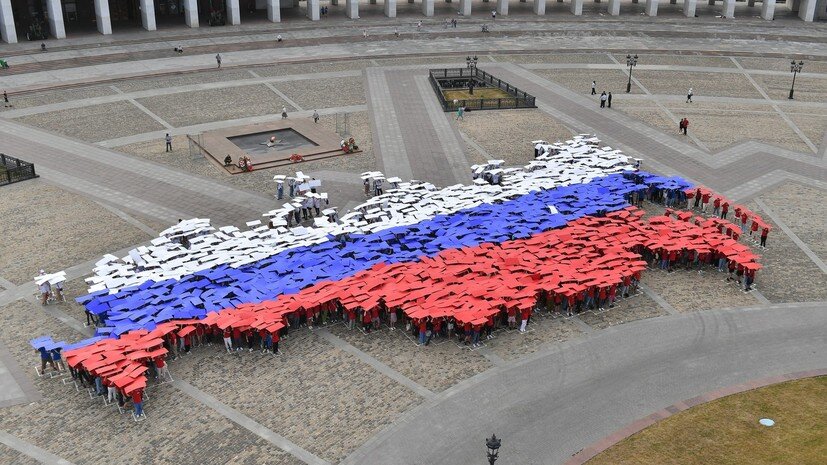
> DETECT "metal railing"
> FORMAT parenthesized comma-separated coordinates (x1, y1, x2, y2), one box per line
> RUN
(0, 153, 38, 186)
(428, 67, 536, 112)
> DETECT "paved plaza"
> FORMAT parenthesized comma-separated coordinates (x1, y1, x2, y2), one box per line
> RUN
(0, 13, 826, 465)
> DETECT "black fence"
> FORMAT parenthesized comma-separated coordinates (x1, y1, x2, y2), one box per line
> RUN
(0, 153, 38, 186)
(429, 67, 537, 112)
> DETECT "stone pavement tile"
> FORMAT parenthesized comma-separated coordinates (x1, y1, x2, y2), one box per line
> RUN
(756, 183, 827, 263)
(578, 294, 667, 331)
(114, 69, 255, 93)
(274, 76, 366, 110)
(734, 58, 827, 74)
(750, 74, 827, 104)
(614, 107, 677, 142)
(487, 315, 584, 362)
(633, 70, 763, 99)
(532, 68, 644, 96)
(0, 84, 117, 111)
(495, 53, 615, 64)
(136, 85, 294, 127)
(13, 101, 165, 143)
(252, 60, 373, 77)
(0, 444, 39, 465)
(0, 180, 152, 285)
(641, 268, 760, 313)
(662, 105, 812, 153)
(611, 54, 738, 69)
(171, 330, 421, 463)
(327, 324, 492, 393)
(786, 114, 827, 149)
(456, 109, 574, 166)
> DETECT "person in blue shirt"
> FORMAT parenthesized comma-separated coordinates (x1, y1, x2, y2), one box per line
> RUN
(50, 348, 65, 371)
(37, 347, 57, 374)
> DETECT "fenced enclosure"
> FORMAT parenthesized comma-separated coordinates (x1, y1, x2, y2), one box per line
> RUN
(0, 153, 38, 186)
(429, 68, 537, 112)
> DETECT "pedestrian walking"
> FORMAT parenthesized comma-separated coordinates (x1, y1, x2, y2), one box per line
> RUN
(281, 106, 288, 119)
(165, 133, 173, 152)
(363, 29, 368, 38)
(681, 117, 689, 135)
(491, 10, 496, 19)
(417, 20, 422, 31)
(599, 91, 607, 108)
(394, 28, 399, 38)
(686, 87, 693, 103)
(591, 81, 596, 95)
(312, 110, 319, 123)
(215, 53, 222, 68)
(3, 91, 10, 107)
(456, 106, 464, 120)
(607, 92, 613, 108)
(277, 34, 282, 43)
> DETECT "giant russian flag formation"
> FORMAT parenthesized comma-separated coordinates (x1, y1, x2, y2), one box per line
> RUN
(34, 135, 762, 399)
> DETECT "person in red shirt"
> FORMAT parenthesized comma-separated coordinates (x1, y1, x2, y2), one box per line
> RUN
(740, 212, 749, 233)
(685, 190, 695, 210)
(701, 192, 711, 213)
(196, 324, 205, 347)
(232, 327, 242, 352)
(712, 197, 721, 216)
(346, 307, 356, 330)
(418, 319, 428, 345)
(132, 389, 144, 418)
(484, 316, 493, 340)
(362, 309, 372, 333)
(506, 306, 517, 329)
(750, 220, 759, 239)
(223, 327, 233, 352)
(155, 356, 171, 382)
(519, 307, 531, 333)
(760, 227, 769, 248)
(271, 330, 280, 355)
(720, 201, 729, 220)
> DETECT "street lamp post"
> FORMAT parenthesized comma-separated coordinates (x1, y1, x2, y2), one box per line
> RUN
(626, 53, 638, 94)
(789, 60, 804, 100)
(466, 55, 479, 95)
(486, 434, 501, 465)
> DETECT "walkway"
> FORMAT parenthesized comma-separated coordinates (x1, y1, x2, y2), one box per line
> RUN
(3, 32, 827, 92)
(0, 119, 274, 226)
(343, 302, 827, 465)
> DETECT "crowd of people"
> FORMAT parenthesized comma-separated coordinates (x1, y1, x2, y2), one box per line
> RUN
(34, 134, 771, 419)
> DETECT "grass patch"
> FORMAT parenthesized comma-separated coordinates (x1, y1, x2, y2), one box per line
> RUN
(443, 87, 514, 101)
(589, 376, 827, 465)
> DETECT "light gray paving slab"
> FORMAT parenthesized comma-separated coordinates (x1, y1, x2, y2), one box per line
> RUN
(315, 328, 435, 399)
(365, 68, 414, 180)
(754, 198, 827, 274)
(639, 282, 679, 315)
(413, 75, 471, 185)
(248, 70, 305, 112)
(172, 380, 331, 465)
(0, 430, 74, 465)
